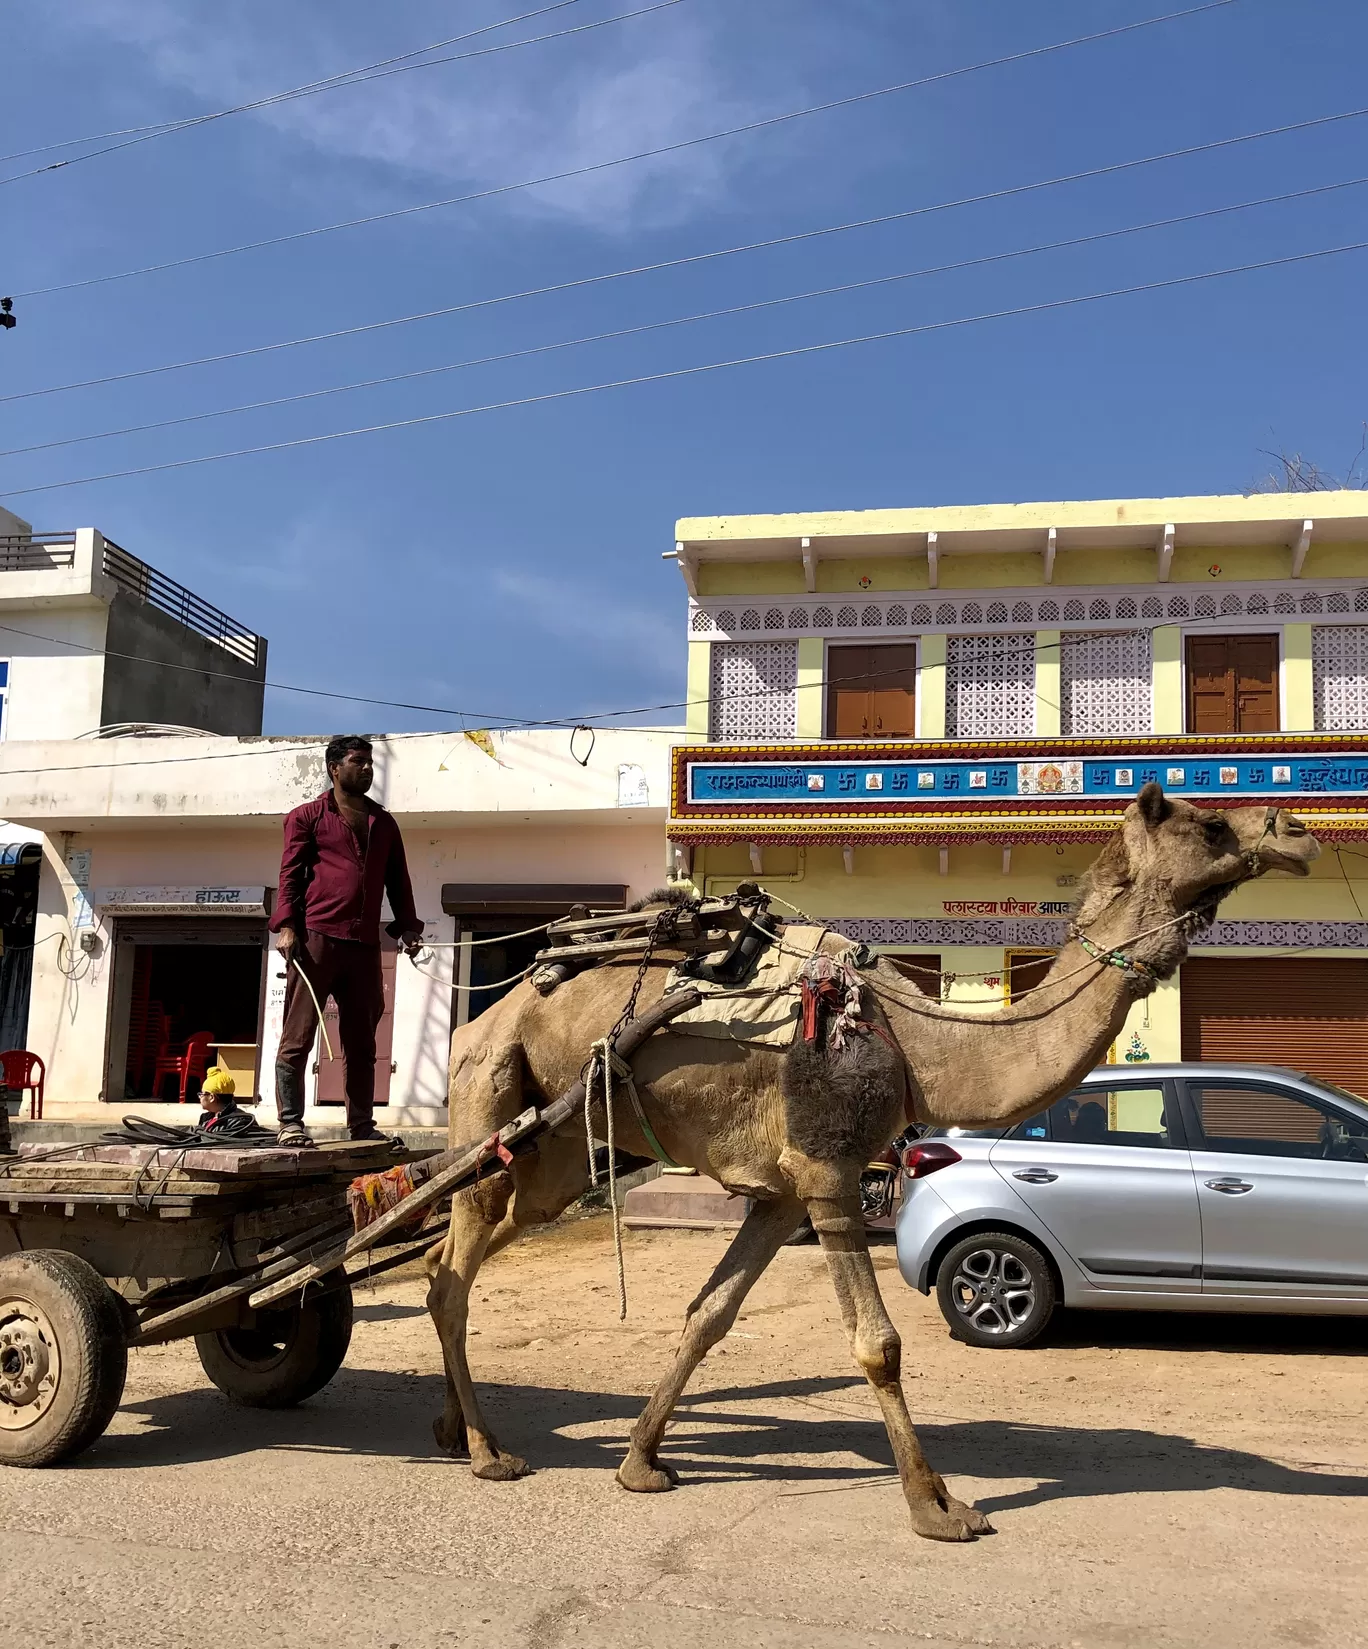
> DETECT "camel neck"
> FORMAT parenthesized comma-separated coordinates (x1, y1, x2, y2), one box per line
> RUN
(872, 886, 1180, 1131)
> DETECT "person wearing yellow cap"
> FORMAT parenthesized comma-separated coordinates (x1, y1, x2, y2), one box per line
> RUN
(196, 1067, 260, 1137)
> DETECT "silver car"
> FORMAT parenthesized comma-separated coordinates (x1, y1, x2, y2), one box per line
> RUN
(895, 1063, 1368, 1348)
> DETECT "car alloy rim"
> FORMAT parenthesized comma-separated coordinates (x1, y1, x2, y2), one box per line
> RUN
(0, 1296, 61, 1431)
(949, 1247, 1036, 1336)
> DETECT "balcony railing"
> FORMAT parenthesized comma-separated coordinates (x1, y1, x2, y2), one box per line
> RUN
(0, 531, 76, 571)
(101, 539, 264, 668)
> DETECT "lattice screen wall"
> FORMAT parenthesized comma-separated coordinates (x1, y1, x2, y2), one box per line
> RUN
(945, 633, 1035, 737)
(708, 641, 799, 740)
(1313, 625, 1368, 731)
(1060, 630, 1153, 735)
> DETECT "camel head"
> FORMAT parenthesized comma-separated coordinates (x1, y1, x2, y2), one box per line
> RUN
(1075, 782, 1320, 962)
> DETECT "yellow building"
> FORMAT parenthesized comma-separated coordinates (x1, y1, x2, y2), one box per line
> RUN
(665, 492, 1368, 1088)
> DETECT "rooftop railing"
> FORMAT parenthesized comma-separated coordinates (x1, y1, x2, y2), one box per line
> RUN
(100, 538, 265, 669)
(0, 531, 77, 571)
(0, 529, 265, 668)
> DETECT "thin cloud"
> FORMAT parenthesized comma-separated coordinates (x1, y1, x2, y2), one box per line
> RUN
(56, 0, 810, 232)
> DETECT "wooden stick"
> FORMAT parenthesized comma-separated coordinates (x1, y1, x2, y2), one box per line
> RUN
(534, 933, 730, 965)
(249, 987, 702, 1308)
(135, 1214, 353, 1343)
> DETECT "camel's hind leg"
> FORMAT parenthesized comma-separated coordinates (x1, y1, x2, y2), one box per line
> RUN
(425, 1178, 529, 1481)
(618, 1193, 803, 1493)
(806, 1191, 993, 1543)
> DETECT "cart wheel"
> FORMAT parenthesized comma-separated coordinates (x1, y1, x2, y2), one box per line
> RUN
(195, 1271, 353, 1408)
(0, 1250, 128, 1468)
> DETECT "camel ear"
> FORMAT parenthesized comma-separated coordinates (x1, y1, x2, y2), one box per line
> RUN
(1137, 781, 1171, 828)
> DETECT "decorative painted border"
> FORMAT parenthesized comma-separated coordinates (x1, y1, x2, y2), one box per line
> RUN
(821, 916, 1368, 950)
(668, 735, 1368, 843)
(687, 581, 1368, 640)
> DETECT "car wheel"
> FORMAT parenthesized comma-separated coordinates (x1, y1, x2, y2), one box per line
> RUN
(936, 1231, 1056, 1349)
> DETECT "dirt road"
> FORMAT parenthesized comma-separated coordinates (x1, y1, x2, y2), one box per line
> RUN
(5, 1213, 1367, 1648)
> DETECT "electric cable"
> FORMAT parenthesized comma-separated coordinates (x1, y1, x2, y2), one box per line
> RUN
(10, 173, 1366, 461)
(8, 1, 1243, 300)
(0, 1, 588, 166)
(5, 236, 1367, 502)
(0, 604, 1362, 773)
(11, 101, 1362, 397)
(0, 2, 696, 186)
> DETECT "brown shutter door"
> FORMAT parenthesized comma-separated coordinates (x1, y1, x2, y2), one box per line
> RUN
(1187, 636, 1234, 733)
(827, 645, 872, 737)
(1233, 634, 1279, 731)
(868, 644, 917, 736)
(1180, 958, 1368, 1097)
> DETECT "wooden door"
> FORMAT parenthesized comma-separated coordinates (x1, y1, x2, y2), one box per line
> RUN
(315, 940, 398, 1106)
(826, 645, 916, 738)
(1006, 948, 1057, 1002)
(1185, 634, 1278, 733)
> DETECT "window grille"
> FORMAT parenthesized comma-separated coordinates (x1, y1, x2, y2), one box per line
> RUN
(1060, 630, 1153, 735)
(945, 633, 1035, 737)
(1313, 625, 1368, 731)
(709, 641, 799, 740)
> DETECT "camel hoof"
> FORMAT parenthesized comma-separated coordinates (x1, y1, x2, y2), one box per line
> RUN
(472, 1450, 529, 1482)
(951, 1502, 994, 1536)
(432, 1415, 469, 1457)
(909, 1503, 981, 1543)
(616, 1453, 679, 1493)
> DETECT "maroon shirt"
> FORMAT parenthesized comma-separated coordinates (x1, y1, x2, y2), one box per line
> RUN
(270, 791, 421, 945)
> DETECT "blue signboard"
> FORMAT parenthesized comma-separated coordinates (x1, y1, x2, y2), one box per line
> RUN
(687, 754, 1368, 806)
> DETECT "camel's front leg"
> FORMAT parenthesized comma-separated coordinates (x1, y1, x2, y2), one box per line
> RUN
(425, 1184, 529, 1481)
(807, 1193, 993, 1543)
(618, 1193, 804, 1492)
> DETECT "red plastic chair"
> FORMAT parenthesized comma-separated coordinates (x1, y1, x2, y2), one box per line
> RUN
(151, 1032, 216, 1104)
(1, 1050, 45, 1120)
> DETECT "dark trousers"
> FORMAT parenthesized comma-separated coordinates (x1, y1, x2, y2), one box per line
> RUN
(276, 934, 384, 1134)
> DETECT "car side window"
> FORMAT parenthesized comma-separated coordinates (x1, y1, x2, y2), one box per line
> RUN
(1187, 1083, 1368, 1161)
(1012, 1084, 1172, 1147)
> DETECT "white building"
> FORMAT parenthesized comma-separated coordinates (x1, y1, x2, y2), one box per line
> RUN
(0, 726, 685, 1127)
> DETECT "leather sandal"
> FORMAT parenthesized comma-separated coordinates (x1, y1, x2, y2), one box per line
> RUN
(276, 1123, 316, 1147)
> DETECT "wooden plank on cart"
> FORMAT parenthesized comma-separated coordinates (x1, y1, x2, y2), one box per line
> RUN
(248, 1107, 547, 1308)
(250, 985, 704, 1309)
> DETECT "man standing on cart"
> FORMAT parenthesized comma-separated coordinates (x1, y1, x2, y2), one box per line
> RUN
(270, 735, 425, 1146)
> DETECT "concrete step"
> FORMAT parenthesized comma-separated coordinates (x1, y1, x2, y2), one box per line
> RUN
(622, 1172, 750, 1229)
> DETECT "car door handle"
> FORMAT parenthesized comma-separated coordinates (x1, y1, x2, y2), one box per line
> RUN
(1012, 1168, 1059, 1184)
(1204, 1177, 1253, 1194)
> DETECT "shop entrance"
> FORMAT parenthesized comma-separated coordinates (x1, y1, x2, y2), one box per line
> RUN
(105, 918, 268, 1103)
(442, 883, 629, 1031)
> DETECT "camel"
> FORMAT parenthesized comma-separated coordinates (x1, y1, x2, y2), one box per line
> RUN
(424, 785, 1319, 1541)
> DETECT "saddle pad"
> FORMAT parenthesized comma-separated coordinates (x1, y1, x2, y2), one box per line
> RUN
(661, 924, 841, 1048)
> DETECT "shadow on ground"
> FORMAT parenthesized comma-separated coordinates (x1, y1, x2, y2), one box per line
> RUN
(1043, 1309, 1368, 1356)
(91, 1368, 1368, 1515)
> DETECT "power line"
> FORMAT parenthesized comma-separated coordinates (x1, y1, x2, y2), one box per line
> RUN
(9, 1, 1241, 299)
(0, 2, 692, 186)
(7, 174, 1365, 460)
(5, 236, 1366, 501)
(0, 3, 584, 169)
(9, 102, 1363, 404)
(0, 606, 1308, 772)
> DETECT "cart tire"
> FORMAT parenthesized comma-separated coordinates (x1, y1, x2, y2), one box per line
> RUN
(195, 1272, 353, 1408)
(0, 1249, 129, 1468)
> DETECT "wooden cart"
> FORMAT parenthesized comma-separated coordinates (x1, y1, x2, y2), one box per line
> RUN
(0, 988, 707, 1469)
(0, 1138, 442, 1468)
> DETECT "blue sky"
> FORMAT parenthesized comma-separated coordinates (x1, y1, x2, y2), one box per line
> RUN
(2, 0, 1365, 734)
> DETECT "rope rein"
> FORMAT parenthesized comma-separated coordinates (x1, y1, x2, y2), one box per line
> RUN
(762, 889, 1207, 1013)
(579, 913, 665, 1322)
